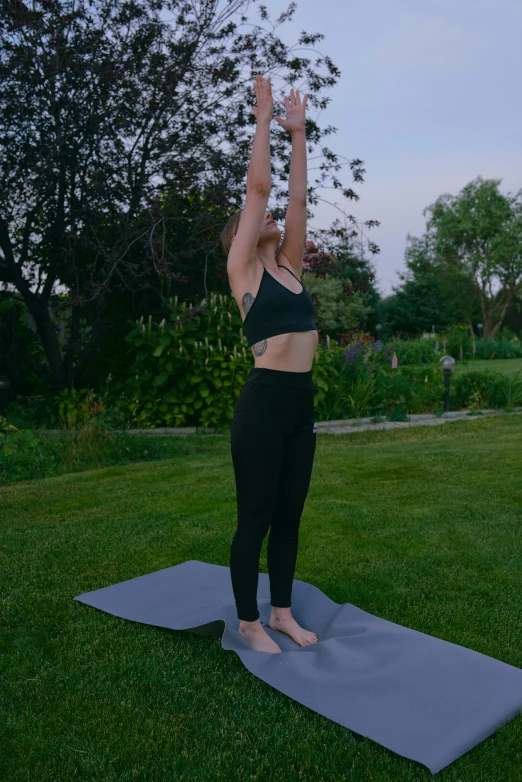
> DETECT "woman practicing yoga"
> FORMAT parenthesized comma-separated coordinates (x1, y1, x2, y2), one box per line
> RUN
(222, 75, 319, 653)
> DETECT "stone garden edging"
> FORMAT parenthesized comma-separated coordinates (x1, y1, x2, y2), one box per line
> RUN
(40, 406, 522, 438)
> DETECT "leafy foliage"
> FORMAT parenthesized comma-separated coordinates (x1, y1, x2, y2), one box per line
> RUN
(452, 368, 522, 411)
(0, 0, 377, 393)
(380, 177, 522, 340)
(379, 235, 479, 339)
(302, 272, 372, 339)
(424, 177, 522, 338)
(105, 292, 341, 429)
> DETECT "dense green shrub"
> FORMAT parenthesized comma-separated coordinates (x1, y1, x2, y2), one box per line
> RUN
(4, 288, 522, 436)
(452, 368, 522, 411)
(390, 338, 439, 365)
(2, 362, 521, 484)
(105, 294, 340, 430)
(319, 345, 445, 419)
(0, 294, 49, 397)
(442, 325, 522, 360)
(3, 395, 59, 430)
(382, 331, 522, 365)
(474, 337, 522, 360)
(381, 366, 445, 415)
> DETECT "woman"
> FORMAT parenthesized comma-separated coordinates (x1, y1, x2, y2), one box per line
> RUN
(221, 75, 319, 653)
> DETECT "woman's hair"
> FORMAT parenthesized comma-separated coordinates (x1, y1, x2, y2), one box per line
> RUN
(220, 208, 243, 256)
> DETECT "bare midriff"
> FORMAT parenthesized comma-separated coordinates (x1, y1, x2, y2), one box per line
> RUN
(248, 330, 319, 372)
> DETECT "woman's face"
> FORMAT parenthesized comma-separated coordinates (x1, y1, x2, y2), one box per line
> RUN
(257, 210, 281, 245)
(231, 209, 281, 248)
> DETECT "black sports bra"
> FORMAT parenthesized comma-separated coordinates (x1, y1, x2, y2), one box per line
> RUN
(241, 264, 317, 347)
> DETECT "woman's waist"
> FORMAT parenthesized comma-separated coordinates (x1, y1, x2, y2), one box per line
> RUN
(251, 330, 317, 372)
(246, 365, 314, 389)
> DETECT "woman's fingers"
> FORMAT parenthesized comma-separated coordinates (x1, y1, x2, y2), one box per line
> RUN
(254, 76, 270, 97)
(255, 78, 310, 110)
(283, 88, 309, 110)
(253, 75, 273, 121)
(254, 78, 272, 103)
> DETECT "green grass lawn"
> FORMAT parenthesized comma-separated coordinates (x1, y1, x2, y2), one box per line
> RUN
(2, 415, 522, 781)
(453, 357, 522, 377)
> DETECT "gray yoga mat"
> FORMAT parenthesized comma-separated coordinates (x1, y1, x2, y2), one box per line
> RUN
(74, 559, 522, 774)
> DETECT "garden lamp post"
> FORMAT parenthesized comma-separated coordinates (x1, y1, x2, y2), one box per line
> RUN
(376, 323, 381, 339)
(477, 323, 483, 339)
(0, 375, 11, 415)
(439, 356, 455, 412)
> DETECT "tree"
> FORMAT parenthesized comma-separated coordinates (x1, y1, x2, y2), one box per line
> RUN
(0, 0, 379, 393)
(302, 272, 372, 339)
(379, 233, 480, 339)
(302, 235, 380, 336)
(424, 177, 522, 338)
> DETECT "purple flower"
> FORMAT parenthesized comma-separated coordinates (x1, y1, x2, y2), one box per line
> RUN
(344, 341, 362, 364)
(383, 346, 389, 361)
(374, 339, 382, 352)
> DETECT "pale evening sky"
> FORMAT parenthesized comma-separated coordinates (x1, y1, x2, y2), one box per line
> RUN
(248, 0, 522, 297)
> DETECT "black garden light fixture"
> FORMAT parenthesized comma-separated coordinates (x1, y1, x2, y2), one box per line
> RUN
(439, 356, 455, 412)
(477, 322, 484, 339)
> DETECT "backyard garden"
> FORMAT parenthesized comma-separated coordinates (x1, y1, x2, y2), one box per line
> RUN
(2, 0, 522, 775)
(1, 300, 521, 486)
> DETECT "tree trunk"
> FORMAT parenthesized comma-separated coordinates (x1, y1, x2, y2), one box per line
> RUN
(26, 300, 68, 393)
(477, 287, 513, 339)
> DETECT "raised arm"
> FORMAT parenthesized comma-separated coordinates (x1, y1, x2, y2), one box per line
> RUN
(275, 88, 309, 274)
(227, 76, 273, 277)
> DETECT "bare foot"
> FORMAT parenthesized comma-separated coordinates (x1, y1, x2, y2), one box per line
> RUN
(239, 621, 282, 653)
(268, 612, 318, 646)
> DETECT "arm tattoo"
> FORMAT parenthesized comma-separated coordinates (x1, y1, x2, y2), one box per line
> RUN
(242, 291, 254, 317)
(242, 291, 267, 355)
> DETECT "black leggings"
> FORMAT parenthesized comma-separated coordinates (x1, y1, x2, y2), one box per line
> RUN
(229, 367, 317, 621)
